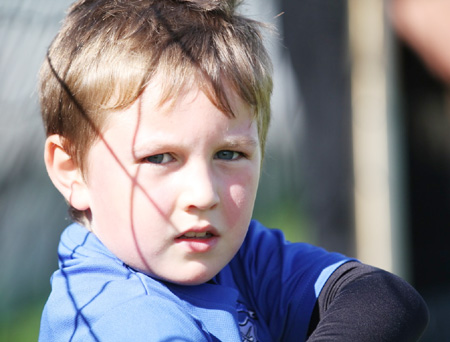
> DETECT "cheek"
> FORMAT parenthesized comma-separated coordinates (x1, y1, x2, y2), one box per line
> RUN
(223, 170, 259, 225)
(228, 184, 253, 209)
(130, 171, 179, 224)
(133, 182, 173, 218)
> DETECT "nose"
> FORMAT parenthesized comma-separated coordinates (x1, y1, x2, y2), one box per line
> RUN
(178, 161, 220, 212)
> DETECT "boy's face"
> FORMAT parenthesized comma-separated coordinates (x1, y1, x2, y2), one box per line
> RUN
(81, 81, 261, 285)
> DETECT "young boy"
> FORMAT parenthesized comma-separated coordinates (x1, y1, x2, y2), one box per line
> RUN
(39, 0, 428, 341)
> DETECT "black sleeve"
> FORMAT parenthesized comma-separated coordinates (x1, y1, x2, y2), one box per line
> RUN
(306, 261, 429, 341)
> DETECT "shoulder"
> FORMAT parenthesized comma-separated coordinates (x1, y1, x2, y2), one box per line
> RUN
(90, 294, 209, 341)
(42, 224, 211, 341)
(235, 220, 351, 281)
(40, 288, 208, 341)
(221, 220, 354, 340)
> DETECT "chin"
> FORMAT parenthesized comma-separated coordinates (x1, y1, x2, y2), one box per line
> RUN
(168, 272, 216, 286)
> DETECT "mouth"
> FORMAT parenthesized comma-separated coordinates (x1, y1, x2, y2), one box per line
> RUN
(175, 225, 219, 241)
(174, 226, 219, 253)
(177, 231, 215, 239)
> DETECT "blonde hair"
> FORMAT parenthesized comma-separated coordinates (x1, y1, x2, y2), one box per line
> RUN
(40, 0, 273, 220)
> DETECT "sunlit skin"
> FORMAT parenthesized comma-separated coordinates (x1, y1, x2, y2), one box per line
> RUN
(76, 80, 261, 285)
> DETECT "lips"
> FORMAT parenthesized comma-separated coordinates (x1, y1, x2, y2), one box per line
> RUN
(175, 226, 218, 240)
(174, 226, 219, 253)
(178, 231, 214, 239)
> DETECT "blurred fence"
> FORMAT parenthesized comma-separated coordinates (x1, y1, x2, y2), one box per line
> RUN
(0, 0, 77, 318)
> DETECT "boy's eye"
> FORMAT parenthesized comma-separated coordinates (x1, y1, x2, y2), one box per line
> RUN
(144, 153, 174, 164)
(215, 150, 241, 160)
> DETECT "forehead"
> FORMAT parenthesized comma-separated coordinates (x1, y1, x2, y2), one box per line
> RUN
(152, 86, 252, 130)
(97, 68, 263, 149)
(103, 80, 258, 142)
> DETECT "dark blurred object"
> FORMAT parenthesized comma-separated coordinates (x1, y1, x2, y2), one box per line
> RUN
(389, 1, 450, 339)
(397, 40, 450, 342)
(280, 0, 354, 256)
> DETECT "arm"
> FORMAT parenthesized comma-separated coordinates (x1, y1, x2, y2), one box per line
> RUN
(228, 221, 354, 340)
(307, 261, 429, 341)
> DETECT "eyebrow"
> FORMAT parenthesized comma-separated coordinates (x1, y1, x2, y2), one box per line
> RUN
(221, 136, 259, 150)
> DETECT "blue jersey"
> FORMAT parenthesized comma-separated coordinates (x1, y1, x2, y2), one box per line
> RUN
(39, 220, 350, 341)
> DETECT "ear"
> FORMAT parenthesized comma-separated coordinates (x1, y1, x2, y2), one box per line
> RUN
(44, 135, 90, 211)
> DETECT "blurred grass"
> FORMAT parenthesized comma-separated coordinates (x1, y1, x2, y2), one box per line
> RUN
(253, 198, 311, 243)
(0, 299, 45, 342)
